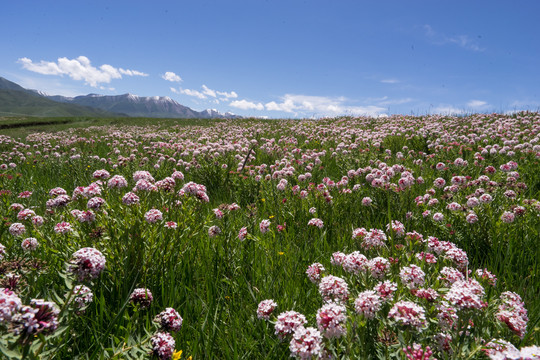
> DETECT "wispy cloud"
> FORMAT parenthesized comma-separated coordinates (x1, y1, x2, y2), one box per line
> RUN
(162, 71, 182, 82)
(467, 99, 488, 108)
(423, 25, 484, 52)
(264, 94, 386, 117)
(17, 56, 148, 87)
(377, 97, 413, 106)
(230, 99, 264, 111)
(171, 84, 237, 101)
(432, 105, 467, 115)
(171, 87, 206, 99)
(380, 79, 399, 84)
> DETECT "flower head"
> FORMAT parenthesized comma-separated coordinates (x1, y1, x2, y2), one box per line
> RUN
(154, 307, 183, 332)
(257, 299, 277, 320)
(69, 247, 106, 281)
(130, 288, 154, 308)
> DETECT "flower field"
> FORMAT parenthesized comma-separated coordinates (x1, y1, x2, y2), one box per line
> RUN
(0, 113, 539, 359)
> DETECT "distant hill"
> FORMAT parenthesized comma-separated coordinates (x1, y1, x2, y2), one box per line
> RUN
(0, 76, 240, 119)
(0, 81, 119, 117)
(47, 93, 240, 119)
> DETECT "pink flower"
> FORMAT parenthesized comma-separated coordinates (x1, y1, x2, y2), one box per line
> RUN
(387, 220, 405, 237)
(275, 311, 307, 338)
(12, 299, 60, 337)
(145, 209, 163, 223)
(107, 175, 128, 188)
(354, 290, 383, 320)
(330, 252, 346, 266)
(352, 227, 367, 239)
(415, 252, 437, 264)
(238, 227, 248, 241)
(92, 169, 110, 179)
(213, 208, 224, 219)
(8, 223, 26, 237)
(87, 197, 106, 210)
(208, 225, 221, 237)
(54, 222, 73, 234)
(374, 281, 398, 302)
(401, 344, 435, 360)
(133, 170, 155, 183)
(122, 192, 140, 205)
(154, 307, 183, 332)
(444, 278, 485, 310)
(307, 218, 324, 229)
(69, 247, 106, 281)
(342, 251, 368, 274)
(496, 292, 528, 338)
(316, 303, 347, 338)
(361, 229, 387, 249)
(436, 301, 458, 330)
(318, 275, 349, 303)
(17, 209, 36, 221)
(399, 265, 425, 289)
(500, 211, 515, 223)
(438, 267, 465, 286)
(289, 327, 322, 359)
(388, 300, 426, 331)
(306, 263, 325, 284)
(31, 216, 44, 227)
(73, 285, 93, 308)
(257, 299, 277, 320)
(444, 247, 469, 270)
(412, 288, 439, 302)
(466, 212, 478, 223)
(130, 288, 153, 308)
(150, 332, 175, 360)
(21, 237, 39, 251)
(432, 212, 444, 222)
(259, 219, 271, 234)
(475, 268, 497, 286)
(368, 257, 390, 279)
(0, 288, 22, 323)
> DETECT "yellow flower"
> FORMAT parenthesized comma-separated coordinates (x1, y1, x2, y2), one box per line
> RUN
(269, 215, 274, 219)
(278, 252, 284, 256)
(172, 350, 183, 360)
(261, 198, 265, 202)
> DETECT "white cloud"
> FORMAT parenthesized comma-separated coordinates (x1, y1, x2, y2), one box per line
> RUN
(172, 84, 238, 102)
(120, 68, 148, 77)
(467, 100, 488, 108)
(380, 79, 399, 84)
(230, 99, 264, 111)
(17, 56, 148, 87)
(202, 85, 216, 98)
(377, 97, 413, 106)
(177, 87, 207, 99)
(162, 71, 182, 82)
(423, 25, 484, 52)
(216, 90, 238, 99)
(432, 106, 466, 115)
(264, 94, 386, 116)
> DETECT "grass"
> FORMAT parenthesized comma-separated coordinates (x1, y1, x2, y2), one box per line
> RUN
(0, 113, 539, 359)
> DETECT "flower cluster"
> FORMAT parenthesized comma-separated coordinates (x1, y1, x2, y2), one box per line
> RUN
(68, 247, 106, 281)
(130, 288, 154, 308)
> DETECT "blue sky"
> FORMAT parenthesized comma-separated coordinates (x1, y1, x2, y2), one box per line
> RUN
(1, 0, 539, 118)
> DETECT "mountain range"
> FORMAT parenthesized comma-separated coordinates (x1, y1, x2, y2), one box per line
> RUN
(0, 77, 240, 119)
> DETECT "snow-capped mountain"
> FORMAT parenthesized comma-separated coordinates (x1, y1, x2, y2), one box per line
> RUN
(0, 76, 240, 119)
(46, 93, 241, 119)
